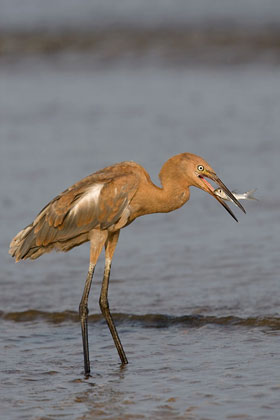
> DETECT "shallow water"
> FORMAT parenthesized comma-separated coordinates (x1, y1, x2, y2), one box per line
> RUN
(1, 42, 280, 419)
(1, 0, 280, 31)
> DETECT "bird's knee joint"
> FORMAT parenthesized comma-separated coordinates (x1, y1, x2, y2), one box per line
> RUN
(79, 303, 89, 319)
(99, 297, 109, 311)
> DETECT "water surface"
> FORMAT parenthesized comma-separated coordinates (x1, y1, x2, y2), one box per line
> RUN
(1, 27, 280, 420)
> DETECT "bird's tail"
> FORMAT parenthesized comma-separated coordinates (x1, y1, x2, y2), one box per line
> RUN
(9, 221, 90, 262)
(9, 224, 53, 262)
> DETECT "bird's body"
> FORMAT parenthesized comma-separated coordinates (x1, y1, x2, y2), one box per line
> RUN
(10, 159, 192, 262)
(10, 153, 245, 376)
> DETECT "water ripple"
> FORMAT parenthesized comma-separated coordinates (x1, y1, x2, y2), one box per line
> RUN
(1, 310, 280, 329)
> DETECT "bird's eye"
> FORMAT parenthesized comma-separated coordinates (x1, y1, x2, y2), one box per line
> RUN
(197, 165, 204, 171)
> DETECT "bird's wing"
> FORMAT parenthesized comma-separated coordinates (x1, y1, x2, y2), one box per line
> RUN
(33, 172, 140, 246)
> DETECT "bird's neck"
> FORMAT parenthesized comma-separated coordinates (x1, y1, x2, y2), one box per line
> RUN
(155, 157, 191, 213)
(147, 182, 190, 215)
(133, 175, 190, 217)
(130, 158, 192, 219)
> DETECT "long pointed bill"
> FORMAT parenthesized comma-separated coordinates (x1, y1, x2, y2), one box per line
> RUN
(210, 189, 239, 222)
(198, 171, 246, 222)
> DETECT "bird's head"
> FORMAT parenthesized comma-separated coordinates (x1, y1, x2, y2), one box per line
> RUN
(175, 153, 246, 221)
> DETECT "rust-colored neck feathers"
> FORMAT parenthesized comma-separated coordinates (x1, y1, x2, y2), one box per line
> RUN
(132, 155, 191, 217)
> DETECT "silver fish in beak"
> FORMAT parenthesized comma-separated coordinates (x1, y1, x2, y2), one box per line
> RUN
(214, 188, 257, 205)
(197, 169, 246, 222)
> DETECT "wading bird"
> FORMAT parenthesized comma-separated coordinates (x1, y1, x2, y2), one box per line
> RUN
(9, 153, 245, 376)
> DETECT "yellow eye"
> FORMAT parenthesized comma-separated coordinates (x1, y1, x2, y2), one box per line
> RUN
(197, 165, 204, 171)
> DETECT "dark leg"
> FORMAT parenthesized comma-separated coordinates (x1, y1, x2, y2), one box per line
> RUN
(79, 262, 95, 376)
(99, 231, 128, 365)
(79, 230, 107, 376)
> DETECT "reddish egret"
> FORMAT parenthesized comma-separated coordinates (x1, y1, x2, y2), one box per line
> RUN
(9, 153, 245, 375)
